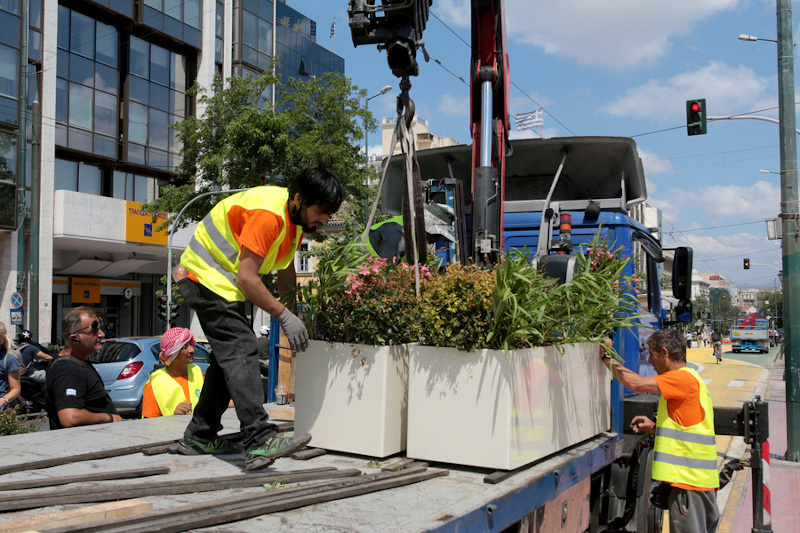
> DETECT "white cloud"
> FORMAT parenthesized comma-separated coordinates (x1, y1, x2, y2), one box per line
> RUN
(663, 180, 780, 222)
(438, 93, 469, 116)
(601, 61, 772, 122)
(638, 148, 675, 175)
(438, 0, 740, 69)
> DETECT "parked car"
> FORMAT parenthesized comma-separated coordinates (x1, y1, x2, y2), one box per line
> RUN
(89, 337, 211, 418)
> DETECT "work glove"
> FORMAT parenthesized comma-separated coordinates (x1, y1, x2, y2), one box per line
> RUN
(278, 307, 309, 352)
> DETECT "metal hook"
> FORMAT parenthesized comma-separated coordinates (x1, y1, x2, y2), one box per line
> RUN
(396, 77, 415, 127)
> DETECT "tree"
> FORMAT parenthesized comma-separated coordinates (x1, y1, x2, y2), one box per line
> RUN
(144, 70, 376, 232)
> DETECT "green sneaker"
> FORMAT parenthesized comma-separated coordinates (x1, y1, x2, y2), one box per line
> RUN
(245, 432, 312, 471)
(176, 436, 243, 456)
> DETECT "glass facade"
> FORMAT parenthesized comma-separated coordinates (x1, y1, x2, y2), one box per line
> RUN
(0, 0, 19, 125)
(126, 36, 187, 172)
(232, 1, 343, 84)
(0, 131, 16, 228)
(56, 6, 119, 159)
(141, 0, 201, 49)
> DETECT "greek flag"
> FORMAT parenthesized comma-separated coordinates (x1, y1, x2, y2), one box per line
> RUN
(330, 18, 335, 38)
(515, 108, 544, 130)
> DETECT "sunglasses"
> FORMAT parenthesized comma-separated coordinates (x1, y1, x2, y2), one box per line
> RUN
(72, 318, 104, 335)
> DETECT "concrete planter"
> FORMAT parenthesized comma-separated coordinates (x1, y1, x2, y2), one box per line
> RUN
(407, 343, 610, 470)
(295, 340, 409, 457)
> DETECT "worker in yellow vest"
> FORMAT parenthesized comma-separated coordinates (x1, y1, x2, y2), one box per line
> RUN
(599, 329, 720, 533)
(176, 167, 343, 471)
(142, 328, 204, 418)
(365, 204, 456, 261)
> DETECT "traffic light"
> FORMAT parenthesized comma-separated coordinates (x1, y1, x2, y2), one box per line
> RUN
(686, 99, 707, 136)
(168, 302, 180, 322)
(157, 298, 168, 322)
(743, 258, 751, 270)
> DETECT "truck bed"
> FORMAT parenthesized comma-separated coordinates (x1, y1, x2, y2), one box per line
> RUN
(0, 408, 619, 532)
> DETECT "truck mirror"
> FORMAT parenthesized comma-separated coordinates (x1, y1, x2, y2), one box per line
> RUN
(675, 300, 693, 323)
(672, 247, 693, 301)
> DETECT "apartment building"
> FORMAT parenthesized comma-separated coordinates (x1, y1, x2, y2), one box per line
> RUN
(0, 0, 343, 343)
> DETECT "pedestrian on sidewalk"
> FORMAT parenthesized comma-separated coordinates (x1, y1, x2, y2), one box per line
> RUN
(600, 329, 720, 533)
(176, 167, 343, 470)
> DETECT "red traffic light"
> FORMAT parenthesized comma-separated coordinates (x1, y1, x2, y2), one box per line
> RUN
(691, 102, 701, 112)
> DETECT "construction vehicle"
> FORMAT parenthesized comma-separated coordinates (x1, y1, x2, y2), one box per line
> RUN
(731, 317, 770, 353)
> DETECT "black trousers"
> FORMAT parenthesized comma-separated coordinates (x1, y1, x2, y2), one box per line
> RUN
(178, 278, 277, 453)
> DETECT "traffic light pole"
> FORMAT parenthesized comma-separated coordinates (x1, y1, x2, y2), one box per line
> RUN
(776, 0, 800, 462)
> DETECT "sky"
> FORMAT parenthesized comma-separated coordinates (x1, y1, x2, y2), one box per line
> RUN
(288, 0, 792, 291)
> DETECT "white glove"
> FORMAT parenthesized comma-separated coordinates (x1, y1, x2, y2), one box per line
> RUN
(278, 308, 309, 352)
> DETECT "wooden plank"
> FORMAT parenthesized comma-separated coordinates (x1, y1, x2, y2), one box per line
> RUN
(0, 466, 170, 491)
(3, 467, 359, 512)
(291, 447, 326, 460)
(381, 458, 417, 472)
(268, 407, 295, 420)
(0, 499, 152, 533)
(278, 331, 292, 404)
(0, 439, 178, 476)
(116, 468, 451, 533)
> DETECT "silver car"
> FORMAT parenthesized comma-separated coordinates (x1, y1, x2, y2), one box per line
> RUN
(89, 337, 211, 418)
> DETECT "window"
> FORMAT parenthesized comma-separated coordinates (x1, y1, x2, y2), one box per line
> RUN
(113, 170, 164, 202)
(125, 37, 187, 172)
(55, 8, 119, 159)
(0, 131, 16, 229)
(297, 242, 311, 273)
(0, 44, 17, 99)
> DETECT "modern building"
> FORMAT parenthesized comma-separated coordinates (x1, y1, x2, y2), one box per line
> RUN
(0, 0, 343, 344)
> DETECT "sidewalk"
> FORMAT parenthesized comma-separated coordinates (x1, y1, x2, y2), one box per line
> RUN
(720, 355, 800, 533)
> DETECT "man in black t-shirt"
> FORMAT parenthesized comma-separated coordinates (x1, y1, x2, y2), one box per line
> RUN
(45, 307, 122, 429)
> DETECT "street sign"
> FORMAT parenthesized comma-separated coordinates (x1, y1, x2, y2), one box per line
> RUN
(10, 308, 23, 326)
(10, 292, 22, 308)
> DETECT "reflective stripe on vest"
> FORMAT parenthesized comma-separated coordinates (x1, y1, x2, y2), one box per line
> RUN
(148, 364, 204, 416)
(180, 187, 301, 302)
(364, 216, 403, 257)
(651, 366, 719, 488)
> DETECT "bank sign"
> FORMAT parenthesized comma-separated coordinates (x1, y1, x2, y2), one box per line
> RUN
(125, 202, 168, 245)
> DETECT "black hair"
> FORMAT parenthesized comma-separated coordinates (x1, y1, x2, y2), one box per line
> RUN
(288, 167, 343, 214)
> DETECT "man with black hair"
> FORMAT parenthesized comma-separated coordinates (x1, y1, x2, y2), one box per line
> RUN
(177, 167, 343, 471)
(17, 329, 52, 383)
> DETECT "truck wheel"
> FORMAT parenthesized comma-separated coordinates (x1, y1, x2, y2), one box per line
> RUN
(633, 447, 663, 533)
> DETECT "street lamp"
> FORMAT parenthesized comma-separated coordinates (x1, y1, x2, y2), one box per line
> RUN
(364, 85, 393, 226)
(741, 0, 800, 462)
(738, 34, 778, 43)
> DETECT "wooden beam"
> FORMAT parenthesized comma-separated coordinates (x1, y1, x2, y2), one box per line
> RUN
(0, 466, 170, 491)
(0, 499, 152, 533)
(3, 467, 359, 512)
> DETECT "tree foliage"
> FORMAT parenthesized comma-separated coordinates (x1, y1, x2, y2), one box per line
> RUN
(144, 70, 378, 231)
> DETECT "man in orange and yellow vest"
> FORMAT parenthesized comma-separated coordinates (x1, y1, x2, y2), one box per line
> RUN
(142, 328, 203, 418)
(600, 328, 720, 533)
(176, 167, 343, 471)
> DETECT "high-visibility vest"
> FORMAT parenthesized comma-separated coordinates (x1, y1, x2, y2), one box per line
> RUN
(180, 186, 302, 302)
(652, 367, 719, 489)
(364, 216, 403, 258)
(148, 364, 204, 417)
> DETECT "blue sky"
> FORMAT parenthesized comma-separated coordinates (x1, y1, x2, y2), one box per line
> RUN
(289, 0, 791, 291)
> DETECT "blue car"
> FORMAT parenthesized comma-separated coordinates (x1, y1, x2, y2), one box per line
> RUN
(88, 337, 211, 418)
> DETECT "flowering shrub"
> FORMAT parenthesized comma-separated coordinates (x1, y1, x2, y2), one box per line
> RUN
(300, 230, 641, 352)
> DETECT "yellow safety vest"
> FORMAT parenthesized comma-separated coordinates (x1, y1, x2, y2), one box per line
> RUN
(651, 367, 719, 489)
(148, 364, 204, 417)
(180, 187, 302, 302)
(364, 216, 404, 257)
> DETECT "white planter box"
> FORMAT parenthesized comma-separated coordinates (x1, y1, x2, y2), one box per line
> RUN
(295, 340, 409, 457)
(407, 343, 611, 470)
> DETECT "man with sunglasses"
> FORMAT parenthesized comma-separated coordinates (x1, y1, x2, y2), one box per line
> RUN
(45, 306, 123, 429)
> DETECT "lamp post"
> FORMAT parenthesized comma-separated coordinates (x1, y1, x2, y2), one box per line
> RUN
(364, 85, 392, 227)
(741, 0, 800, 462)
